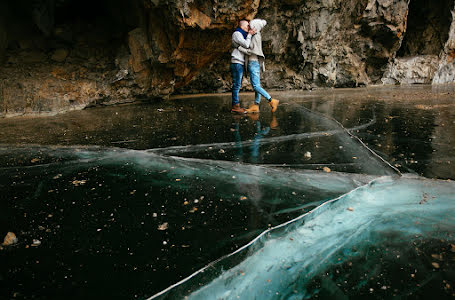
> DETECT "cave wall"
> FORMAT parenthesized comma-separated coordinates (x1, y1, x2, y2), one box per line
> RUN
(0, 0, 147, 116)
(382, 0, 455, 85)
(179, 0, 411, 93)
(433, 5, 455, 84)
(0, 2, 8, 63)
(0, 0, 260, 116)
(125, 0, 260, 96)
(0, 0, 454, 117)
(398, 0, 454, 57)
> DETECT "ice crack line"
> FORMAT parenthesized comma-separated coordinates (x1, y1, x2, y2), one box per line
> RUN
(297, 105, 402, 176)
(146, 117, 376, 155)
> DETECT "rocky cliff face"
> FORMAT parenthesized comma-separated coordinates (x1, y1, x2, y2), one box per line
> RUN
(433, 9, 455, 84)
(0, 2, 8, 64)
(182, 0, 455, 92)
(0, 0, 454, 116)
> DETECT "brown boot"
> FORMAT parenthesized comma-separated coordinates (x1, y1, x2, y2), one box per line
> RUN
(270, 115, 279, 129)
(231, 104, 246, 114)
(245, 104, 259, 113)
(247, 113, 259, 121)
(268, 99, 279, 113)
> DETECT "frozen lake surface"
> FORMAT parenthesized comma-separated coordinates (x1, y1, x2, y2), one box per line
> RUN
(0, 85, 454, 299)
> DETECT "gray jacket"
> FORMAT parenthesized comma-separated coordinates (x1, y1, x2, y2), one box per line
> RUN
(238, 19, 267, 72)
(231, 31, 252, 65)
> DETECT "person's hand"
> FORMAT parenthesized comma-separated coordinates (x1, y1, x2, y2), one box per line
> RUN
(248, 28, 257, 35)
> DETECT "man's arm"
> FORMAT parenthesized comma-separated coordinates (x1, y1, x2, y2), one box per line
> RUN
(232, 31, 252, 48)
(237, 46, 252, 55)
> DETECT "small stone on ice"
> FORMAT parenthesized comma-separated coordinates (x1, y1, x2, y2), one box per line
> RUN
(431, 254, 442, 260)
(347, 207, 354, 211)
(2, 232, 18, 246)
(323, 167, 331, 173)
(158, 223, 169, 231)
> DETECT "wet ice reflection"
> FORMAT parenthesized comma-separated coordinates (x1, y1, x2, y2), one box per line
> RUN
(150, 103, 396, 176)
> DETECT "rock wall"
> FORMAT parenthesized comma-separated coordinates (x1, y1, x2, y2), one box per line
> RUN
(382, 0, 455, 85)
(0, 0, 454, 117)
(179, 0, 411, 93)
(0, 0, 145, 116)
(0, 2, 7, 62)
(133, 0, 260, 96)
(382, 55, 440, 85)
(0, 0, 260, 116)
(433, 8, 455, 84)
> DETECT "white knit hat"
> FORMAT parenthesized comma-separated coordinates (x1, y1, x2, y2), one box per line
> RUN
(250, 19, 267, 32)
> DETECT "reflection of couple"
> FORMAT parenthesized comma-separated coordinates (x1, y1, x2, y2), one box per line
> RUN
(232, 114, 278, 163)
(230, 19, 279, 114)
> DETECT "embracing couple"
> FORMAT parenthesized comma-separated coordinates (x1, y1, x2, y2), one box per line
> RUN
(230, 19, 279, 114)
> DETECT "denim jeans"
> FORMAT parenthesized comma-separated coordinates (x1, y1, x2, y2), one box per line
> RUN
(248, 61, 271, 104)
(230, 63, 244, 105)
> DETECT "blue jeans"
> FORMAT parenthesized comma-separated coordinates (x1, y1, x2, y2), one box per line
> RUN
(249, 61, 271, 104)
(251, 121, 270, 163)
(230, 63, 244, 105)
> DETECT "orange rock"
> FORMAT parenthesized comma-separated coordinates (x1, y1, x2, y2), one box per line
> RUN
(2, 232, 18, 246)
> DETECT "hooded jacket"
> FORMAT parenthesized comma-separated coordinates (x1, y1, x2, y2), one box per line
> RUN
(238, 19, 267, 72)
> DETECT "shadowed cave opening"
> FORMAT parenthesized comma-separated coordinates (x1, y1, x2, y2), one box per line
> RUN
(397, 0, 454, 57)
(1, 0, 141, 70)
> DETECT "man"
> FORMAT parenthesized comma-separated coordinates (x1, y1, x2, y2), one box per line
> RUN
(230, 20, 256, 114)
(238, 19, 279, 113)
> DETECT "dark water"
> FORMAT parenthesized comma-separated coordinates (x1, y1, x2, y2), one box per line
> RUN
(0, 86, 454, 299)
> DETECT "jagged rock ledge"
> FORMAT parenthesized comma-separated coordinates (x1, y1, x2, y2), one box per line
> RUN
(0, 0, 454, 117)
